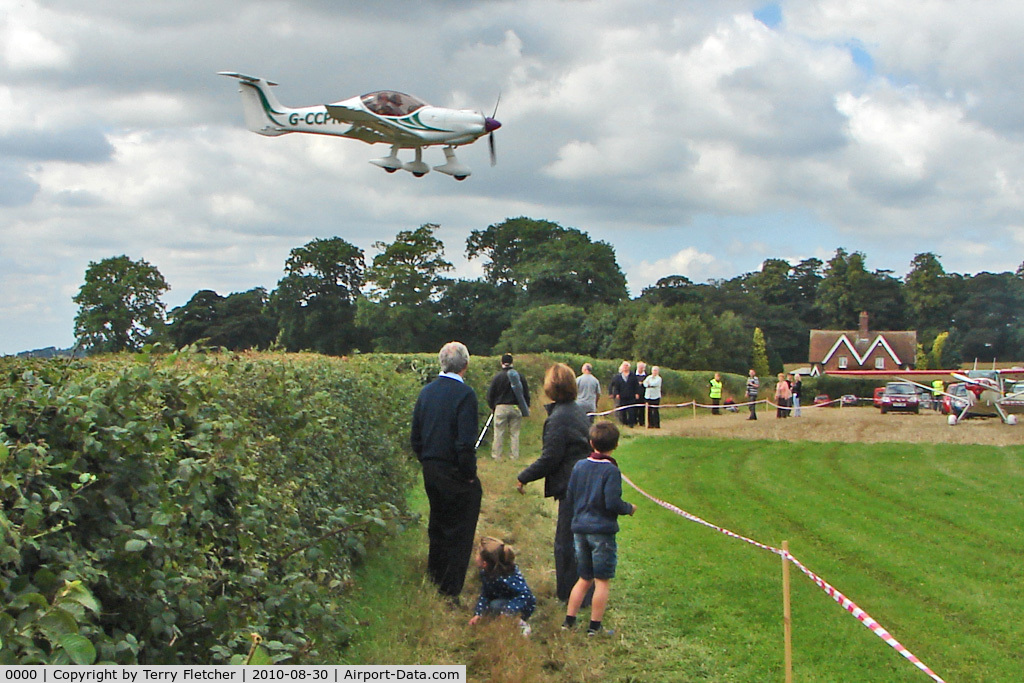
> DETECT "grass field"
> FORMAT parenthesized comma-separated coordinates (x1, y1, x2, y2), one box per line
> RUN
(335, 412, 1023, 682)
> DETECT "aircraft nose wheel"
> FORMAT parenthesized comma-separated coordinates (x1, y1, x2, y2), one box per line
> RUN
(454, 175, 468, 181)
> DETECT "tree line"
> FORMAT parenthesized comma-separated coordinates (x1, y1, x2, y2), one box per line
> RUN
(72, 217, 1024, 372)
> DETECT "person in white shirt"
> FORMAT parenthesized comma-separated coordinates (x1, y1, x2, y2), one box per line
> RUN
(642, 366, 663, 429)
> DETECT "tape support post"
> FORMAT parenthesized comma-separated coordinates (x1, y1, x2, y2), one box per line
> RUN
(621, 474, 946, 683)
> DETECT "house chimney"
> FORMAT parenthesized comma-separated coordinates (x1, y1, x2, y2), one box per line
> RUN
(859, 311, 869, 340)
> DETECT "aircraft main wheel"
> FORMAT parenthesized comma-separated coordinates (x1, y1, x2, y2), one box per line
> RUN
(454, 175, 468, 181)
(947, 415, 958, 426)
(413, 172, 426, 178)
(385, 167, 398, 173)
(1008, 415, 1018, 426)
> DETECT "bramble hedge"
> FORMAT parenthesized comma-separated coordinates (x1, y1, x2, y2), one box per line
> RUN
(0, 348, 422, 664)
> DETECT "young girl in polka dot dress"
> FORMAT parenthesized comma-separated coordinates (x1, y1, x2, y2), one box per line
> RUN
(468, 536, 537, 636)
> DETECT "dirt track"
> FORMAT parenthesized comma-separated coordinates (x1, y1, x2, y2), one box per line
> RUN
(648, 403, 1024, 447)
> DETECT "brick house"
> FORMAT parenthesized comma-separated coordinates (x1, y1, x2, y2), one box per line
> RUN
(809, 312, 917, 374)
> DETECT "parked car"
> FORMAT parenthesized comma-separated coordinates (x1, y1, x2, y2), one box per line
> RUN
(873, 386, 885, 407)
(940, 382, 970, 416)
(915, 388, 933, 411)
(813, 394, 831, 406)
(841, 394, 859, 407)
(879, 382, 919, 414)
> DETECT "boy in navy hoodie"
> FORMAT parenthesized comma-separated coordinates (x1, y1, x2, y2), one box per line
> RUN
(562, 421, 637, 635)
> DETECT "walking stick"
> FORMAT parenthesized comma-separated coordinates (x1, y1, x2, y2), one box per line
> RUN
(475, 412, 494, 450)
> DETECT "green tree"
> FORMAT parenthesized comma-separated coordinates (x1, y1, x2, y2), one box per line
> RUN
(435, 279, 513, 355)
(930, 331, 950, 368)
(494, 304, 589, 353)
(791, 257, 824, 326)
(905, 252, 953, 335)
(208, 288, 277, 350)
(639, 275, 699, 307)
(631, 306, 714, 370)
(815, 249, 907, 330)
(915, 343, 929, 369)
(362, 224, 452, 352)
(169, 288, 277, 350)
(73, 255, 170, 353)
(744, 259, 795, 306)
(751, 327, 770, 379)
(365, 224, 452, 306)
(466, 217, 627, 308)
(947, 272, 1024, 362)
(815, 248, 868, 328)
(271, 237, 365, 355)
(167, 289, 223, 348)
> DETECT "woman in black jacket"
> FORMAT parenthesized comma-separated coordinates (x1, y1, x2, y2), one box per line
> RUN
(516, 363, 592, 602)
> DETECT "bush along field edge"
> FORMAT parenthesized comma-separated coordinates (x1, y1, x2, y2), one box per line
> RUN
(0, 348, 425, 664)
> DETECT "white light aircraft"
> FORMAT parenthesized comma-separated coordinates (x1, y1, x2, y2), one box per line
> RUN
(829, 367, 1024, 425)
(219, 72, 501, 180)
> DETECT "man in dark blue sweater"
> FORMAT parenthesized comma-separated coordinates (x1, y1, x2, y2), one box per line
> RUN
(411, 341, 482, 599)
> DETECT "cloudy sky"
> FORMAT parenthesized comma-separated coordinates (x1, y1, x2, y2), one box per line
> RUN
(2, 0, 1024, 354)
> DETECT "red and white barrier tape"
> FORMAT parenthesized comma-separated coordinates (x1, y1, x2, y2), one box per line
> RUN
(590, 397, 849, 417)
(621, 473, 946, 683)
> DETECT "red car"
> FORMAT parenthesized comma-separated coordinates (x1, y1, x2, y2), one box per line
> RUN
(879, 382, 919, 414)
(813, 394, 831, 406)
(940, 383, 970, 416)
(873, 386, 885, 407)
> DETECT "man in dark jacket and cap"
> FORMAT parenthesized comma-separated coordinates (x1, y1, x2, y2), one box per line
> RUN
(486, 353, 530, 460)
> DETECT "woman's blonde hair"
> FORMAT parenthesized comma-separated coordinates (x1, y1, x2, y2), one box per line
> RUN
(544, 363, 578, 403)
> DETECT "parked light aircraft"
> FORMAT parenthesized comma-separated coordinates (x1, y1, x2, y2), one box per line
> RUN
(219, 72, 501, 180)
(828, 367, 1024, 425)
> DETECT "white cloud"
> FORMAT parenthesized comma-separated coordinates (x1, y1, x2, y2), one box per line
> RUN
(4, 0, 1024, 353)
(630, 246, 731, 291)
(1, 2, 72, 72)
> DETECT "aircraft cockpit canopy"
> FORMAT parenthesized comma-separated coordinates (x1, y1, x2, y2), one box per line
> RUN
(362, 91, 427, 117)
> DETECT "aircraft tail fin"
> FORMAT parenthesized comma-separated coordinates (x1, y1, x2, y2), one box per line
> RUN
(218, 72, 291, 137)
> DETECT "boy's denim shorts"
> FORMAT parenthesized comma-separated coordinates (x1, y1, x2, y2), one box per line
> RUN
(574, 533, 618, 580)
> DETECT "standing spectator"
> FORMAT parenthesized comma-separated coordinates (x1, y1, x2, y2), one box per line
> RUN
(931, 379, 944, 411)
(790, 373, 803, 417)
(632, 362, 648, 426)
(774, 373, 792, 418)
(575, 363, 601, 422)
(642, 366, 663, 428)
(517, 363, 592, 602)
(709, 372, 723, 415)
(746, 369, 760, 420)
(561, 421, 636, 636)
(410, 341, 482, 600)
(608, 362, 635, 427)
(487, 353, 530, 460)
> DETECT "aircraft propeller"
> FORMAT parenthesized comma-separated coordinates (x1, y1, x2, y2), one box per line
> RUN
(485, 94, 501, 166)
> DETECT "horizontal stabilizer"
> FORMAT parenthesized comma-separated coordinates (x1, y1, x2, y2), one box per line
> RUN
(218, 71, 278, 87)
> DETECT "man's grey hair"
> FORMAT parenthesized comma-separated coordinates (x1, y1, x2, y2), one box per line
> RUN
(439, 341, 470, 374)
(582, 362, 593, 373)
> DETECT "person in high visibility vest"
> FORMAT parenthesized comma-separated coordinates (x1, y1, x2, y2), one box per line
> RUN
(931, 379, 944, 412)
(709, 372, 723, 415)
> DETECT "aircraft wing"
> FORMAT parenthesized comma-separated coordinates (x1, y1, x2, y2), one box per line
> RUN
(826, 369, 961, 399)
(825, 369, 957, 379)
(325, 103, 417, 144)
